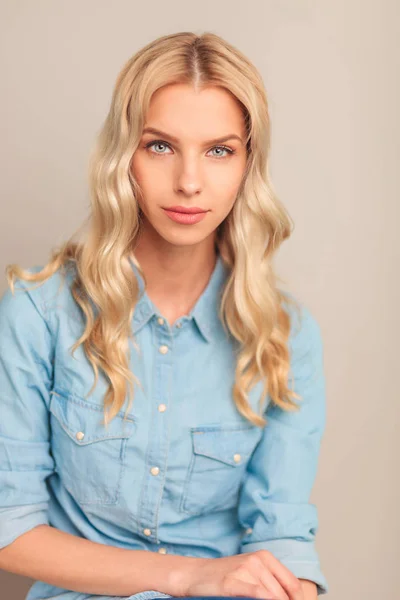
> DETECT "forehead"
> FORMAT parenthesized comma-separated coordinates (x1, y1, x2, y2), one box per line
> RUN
(144, 83, 246, 140)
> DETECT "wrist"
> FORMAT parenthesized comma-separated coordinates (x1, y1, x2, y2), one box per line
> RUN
(167, 555, 207, 596)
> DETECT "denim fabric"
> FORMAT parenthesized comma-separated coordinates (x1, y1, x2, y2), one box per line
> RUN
(0, 252, 329, 598)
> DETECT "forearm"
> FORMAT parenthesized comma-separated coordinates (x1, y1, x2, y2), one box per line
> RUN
(299, 578, 318, 600)
(0, 524, 196, 597)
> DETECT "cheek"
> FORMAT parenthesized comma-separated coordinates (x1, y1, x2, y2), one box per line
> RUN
(210, 174, 243, 213)
(210, 157, 245, 189)
(130, 156, 166, 204)
(130, 153, 147, 187)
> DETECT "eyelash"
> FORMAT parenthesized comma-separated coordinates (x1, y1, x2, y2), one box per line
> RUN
(144, 139, 236, 158)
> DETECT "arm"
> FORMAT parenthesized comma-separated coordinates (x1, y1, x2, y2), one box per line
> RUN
(0, 278, 194, 596)
(237, 301, 329, 595)
(0, 524, 196, 596)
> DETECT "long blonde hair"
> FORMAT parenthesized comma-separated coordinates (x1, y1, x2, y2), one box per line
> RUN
(6, 31, 302, 429)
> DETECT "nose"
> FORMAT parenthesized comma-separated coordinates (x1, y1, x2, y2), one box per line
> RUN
(174, 156, 202, 196)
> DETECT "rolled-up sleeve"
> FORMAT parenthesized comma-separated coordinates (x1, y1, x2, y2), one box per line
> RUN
(0, 277, 55, 549)
(237, 302, 329, 595)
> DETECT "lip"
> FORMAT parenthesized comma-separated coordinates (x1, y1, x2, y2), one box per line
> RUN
(162, 208, 208, 225)
(163, 205, 208, 214)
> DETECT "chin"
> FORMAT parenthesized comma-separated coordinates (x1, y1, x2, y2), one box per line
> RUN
(152, 222, 209, 246)
(161, 231, 209, 247)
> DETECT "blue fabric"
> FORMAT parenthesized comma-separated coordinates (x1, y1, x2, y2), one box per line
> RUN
(0, 252, 329, 598)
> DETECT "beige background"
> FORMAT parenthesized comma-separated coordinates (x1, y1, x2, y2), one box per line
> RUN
(1, 1, 398, 599)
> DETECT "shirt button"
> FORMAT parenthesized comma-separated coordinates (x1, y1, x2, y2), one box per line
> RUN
(158, 547, 167, 554)
(159, 345, 169, 354)
(233, 453, 241, 463)
(143, 528, 152, 536)
(76, 431, 85, 440)
(176, 322, 182, 328)
(246, 527, 253, 534)
(157, 317, 165, 325)
(158, 403, 167, 412)
(150, 466, 160, 476)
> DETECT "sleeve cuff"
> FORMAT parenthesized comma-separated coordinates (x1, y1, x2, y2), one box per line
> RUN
(0, 504, 49, 549)
(239, 538, 329, 595)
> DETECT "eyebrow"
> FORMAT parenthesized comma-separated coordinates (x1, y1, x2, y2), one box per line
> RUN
(142, 126, 244, 146)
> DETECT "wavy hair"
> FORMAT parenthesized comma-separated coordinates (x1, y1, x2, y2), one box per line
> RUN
(6, 31, 302, 429)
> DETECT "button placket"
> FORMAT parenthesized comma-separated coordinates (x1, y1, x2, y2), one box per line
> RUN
(138, 321, 173, 544)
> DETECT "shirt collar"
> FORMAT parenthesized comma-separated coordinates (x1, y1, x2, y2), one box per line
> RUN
(129, 252, 230, 343)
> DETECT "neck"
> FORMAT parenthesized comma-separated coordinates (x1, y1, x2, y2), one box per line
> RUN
(131, 228, 218, 322)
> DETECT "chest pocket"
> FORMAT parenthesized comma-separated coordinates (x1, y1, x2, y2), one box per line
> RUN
(49, 388, 136, 505)
(180, 424, 261, 516)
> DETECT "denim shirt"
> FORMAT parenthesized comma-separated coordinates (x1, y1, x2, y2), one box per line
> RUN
(0, 252, 329, 599)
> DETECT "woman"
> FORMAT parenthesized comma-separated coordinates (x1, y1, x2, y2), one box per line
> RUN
(0, 32, 328, 600)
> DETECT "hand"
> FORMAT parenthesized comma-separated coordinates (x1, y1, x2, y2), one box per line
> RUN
(180, 549, 304, 600)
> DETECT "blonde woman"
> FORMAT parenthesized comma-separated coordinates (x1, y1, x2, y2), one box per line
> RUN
(0, 32, 328, 600)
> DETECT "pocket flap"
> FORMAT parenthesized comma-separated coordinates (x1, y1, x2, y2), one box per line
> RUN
(191, 425, 260, 466)
(49, 388, 136, 445)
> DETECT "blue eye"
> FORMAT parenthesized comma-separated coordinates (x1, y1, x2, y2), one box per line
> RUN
(209, 146, 234, 158)
(146, 141, 171, 154)
(144, 140, 235, 158)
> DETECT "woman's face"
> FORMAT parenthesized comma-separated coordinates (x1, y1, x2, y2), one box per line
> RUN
(130, 83, 248, 249)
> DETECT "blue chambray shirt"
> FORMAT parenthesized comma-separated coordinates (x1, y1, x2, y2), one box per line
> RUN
(0, 252, 329, 599)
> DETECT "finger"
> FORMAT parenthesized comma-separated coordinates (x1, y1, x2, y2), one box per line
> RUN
(237, 555, 288, 600)
(224, 576, 276, 600)
(257, 568, 289, 600)
(259, 551, 304, 600)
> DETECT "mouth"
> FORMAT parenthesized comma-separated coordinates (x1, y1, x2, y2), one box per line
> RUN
(162, 206, 209, 225)
(162, 205, 208, 214)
